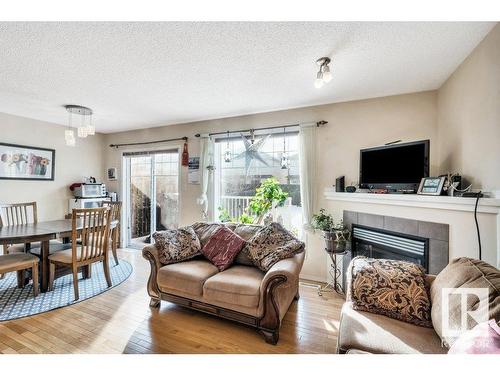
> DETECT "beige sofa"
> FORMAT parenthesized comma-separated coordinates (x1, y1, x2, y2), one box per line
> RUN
(142, 223, 305, 344)
(337, 257, 500, 354)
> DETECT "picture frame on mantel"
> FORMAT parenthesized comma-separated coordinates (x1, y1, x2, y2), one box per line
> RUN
(0, 142, 55, 181)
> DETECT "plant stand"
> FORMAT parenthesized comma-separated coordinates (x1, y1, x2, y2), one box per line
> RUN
(317, 249, 346, 296)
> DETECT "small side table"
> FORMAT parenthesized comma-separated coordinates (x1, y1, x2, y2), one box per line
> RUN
(317, 249, 346, 296)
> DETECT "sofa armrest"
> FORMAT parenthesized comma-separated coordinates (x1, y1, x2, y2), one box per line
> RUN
(142, 245, 162, 305)
(261, 251, 305, 290)
(258, 251, 305, 342)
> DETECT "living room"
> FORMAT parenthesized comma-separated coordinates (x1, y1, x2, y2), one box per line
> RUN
(0, 1, 499, 371)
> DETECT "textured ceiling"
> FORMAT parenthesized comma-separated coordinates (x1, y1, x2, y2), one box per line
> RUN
(0, 22, 495, 133)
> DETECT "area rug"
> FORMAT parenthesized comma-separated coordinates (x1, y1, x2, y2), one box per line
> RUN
(0, 260, 133, 321)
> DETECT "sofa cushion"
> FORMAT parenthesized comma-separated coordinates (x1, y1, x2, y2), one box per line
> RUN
(338, 303, 447, 354)
(157, 259, 219, 296)
(347, 256, 432, 328)
(201, 226, 246, 271)
(191, 222, 223, 247)
(153, 226, 201, 265)
(203, 265, 264, 308)
(233, 224, 261, 266)
(246, 222, 304, 271)
(430, 257, 500, 348)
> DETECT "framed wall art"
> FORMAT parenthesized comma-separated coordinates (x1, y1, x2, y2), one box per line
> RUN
(0, 142, 55, 181)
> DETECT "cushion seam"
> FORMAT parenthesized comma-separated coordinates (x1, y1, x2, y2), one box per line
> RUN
(203, 286, 260, 296)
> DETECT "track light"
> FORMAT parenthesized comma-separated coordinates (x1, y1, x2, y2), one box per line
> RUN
(322, 65, 332, 83)
(314, 57, 332, 88)
(314, 71, 324, 88)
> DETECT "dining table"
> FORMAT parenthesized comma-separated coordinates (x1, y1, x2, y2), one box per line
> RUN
(0, 218, 117, 293)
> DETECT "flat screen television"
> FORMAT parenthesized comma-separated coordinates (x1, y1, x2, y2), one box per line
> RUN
(359, 140, 429, 192)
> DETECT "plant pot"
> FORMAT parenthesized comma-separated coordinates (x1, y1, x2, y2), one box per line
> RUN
(322, 231, 348, 254)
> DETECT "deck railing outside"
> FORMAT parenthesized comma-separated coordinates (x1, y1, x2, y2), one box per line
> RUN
(219, 195, 252, 220)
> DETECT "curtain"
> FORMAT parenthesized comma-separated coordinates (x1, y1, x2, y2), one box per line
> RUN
(197, 135, 214, 220)
(299, 123, 317, 231)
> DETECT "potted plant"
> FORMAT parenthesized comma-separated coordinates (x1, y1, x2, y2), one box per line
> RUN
(248, 177, 288, 224)
(311, 209, 351, 253)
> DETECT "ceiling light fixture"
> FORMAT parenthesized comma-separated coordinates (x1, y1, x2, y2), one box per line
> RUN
(314, 57, 332, 88)
(64, 105, 94, 146)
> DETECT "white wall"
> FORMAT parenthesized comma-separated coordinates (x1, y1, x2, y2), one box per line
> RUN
(104, 90, 438, 281)
(438, 23, 500, 192)
(0, 112, 105, 221)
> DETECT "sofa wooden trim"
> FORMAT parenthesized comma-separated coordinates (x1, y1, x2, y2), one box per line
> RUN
(142, 247, 292, 345)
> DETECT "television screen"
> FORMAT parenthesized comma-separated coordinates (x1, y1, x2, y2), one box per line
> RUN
(359, 140, 429, 190)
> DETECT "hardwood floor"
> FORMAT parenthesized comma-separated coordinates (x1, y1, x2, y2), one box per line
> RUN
(0, 249, 344, 354)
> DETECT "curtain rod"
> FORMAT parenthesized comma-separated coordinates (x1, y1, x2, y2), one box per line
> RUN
(109, 136, 188, 149)
(194, 120, 327, 138)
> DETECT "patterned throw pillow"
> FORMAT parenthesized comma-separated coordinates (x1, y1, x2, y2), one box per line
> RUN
(201, 226, 246, 271)
(153, 226, 201, 265)
(347, 256, 432, 328)
(246, 222, 305, 272)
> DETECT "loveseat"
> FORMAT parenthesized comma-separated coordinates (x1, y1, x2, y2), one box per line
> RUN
(337, 257, 500, 354)
(142, 222, 305, 344)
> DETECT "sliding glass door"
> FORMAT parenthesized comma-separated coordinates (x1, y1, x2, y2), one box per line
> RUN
(123, 149, 179, 249)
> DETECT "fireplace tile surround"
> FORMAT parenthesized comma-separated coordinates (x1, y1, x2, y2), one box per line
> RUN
(343, 211, 449, 275)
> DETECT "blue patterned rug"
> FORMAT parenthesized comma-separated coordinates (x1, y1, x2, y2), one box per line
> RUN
(0, 260, 133, 321)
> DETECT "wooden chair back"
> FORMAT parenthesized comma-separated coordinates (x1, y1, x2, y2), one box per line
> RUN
(0, 202, 38, 227)
(71, 207, 111, 263)
(102, 201, 122, 222)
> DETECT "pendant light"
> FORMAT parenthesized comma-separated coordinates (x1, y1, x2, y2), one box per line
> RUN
(65, 109, 76, 147)
(77, 113, 88, 138)
(224, 131, 232, 163)
(281, 127, 289, 169)
(87, 115, 95, 135)
(64, 105, 94, 145)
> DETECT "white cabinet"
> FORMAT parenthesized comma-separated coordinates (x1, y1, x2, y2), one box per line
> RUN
(68, 197, 111, 211)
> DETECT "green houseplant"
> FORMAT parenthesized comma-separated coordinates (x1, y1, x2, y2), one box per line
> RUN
(312, 209, 351, 253)
(248, 177, 288, 224)
(217, 178, 288, 225)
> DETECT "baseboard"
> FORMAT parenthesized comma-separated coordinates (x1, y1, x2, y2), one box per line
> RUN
(299, 273, 326, 283)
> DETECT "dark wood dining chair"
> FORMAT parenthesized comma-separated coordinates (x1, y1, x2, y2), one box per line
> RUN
(0, 202, 38, 254)
(48, 207, 112, 300)
(102, 201, 122, 265)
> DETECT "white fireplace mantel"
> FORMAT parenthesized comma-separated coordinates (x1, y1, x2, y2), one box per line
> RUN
(324, 189, 500, 214)
(323, 188, 500, 268)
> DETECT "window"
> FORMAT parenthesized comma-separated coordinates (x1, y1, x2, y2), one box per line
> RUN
(124, 150, 179, 249)
(213, 130, 302, 236)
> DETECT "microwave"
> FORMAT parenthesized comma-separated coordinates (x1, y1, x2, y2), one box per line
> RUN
(73, 183, 107, 198)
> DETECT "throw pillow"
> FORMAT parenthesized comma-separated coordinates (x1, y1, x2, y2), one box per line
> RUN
(246, 222, 305, 272)
(430, 257, 500, 348)
(347, 256, 432, 328)
(201, 226, 246, 271)
(153, 226, 201, 265)
(448, 319, 500, 354)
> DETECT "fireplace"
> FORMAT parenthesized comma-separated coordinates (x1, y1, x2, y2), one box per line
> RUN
(341, 211, 449, 289)
(351, 224, 429, 270)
